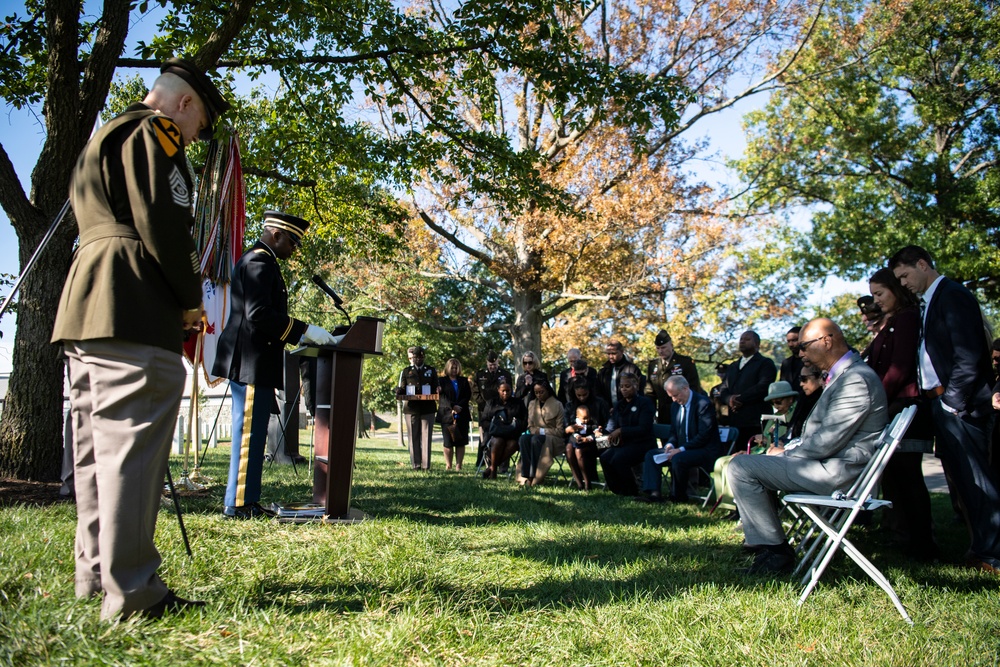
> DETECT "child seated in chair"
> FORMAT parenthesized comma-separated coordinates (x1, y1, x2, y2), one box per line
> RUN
(565, 404, 604, 490)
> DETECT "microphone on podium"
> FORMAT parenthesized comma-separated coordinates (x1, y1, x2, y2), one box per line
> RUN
(311, 275, 352, 325)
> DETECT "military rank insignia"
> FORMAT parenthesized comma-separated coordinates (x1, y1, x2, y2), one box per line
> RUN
(168, 165, 190, 207)
(151, 116, 183, 157)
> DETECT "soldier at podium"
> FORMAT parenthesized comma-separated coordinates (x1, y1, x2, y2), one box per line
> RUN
(213, 211, 338, 519)
(398, 346, 438, 470)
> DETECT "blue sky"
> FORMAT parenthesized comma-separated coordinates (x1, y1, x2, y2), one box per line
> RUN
(0, 6, 863, 373)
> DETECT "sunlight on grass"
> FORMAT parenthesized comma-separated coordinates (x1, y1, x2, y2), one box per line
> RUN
(2, 432, 998, 665)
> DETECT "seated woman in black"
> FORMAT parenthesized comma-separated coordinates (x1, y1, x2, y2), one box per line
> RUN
(599, 372, 656, 495)
(480, 379, 526, 479)
(783, 365, 824, 444)
(563, 377, 611, 490)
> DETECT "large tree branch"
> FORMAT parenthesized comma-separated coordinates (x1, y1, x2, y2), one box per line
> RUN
(242, 166, 317, 187)
(598, 0, 829, 197)
(0, 144, 37, 234)
(77, 0, 131, 142)
(418, 209, 493, 264)
(193, 0, 257, 69)
(415, 269, 503, 293)
(381, 303, 510, 333)
(117, 33, 498, 71)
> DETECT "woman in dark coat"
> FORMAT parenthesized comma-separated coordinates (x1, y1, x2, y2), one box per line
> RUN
(866, 266, 937, 558)
(599, 372, 656, 496)
(513, 350, 549, 407)
(480, 380, 527, 479)
(438, 358, 473, 471)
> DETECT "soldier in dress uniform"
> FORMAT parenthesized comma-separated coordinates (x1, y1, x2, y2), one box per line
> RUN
(397, 346, 439, 469)
(51, 58, 228, 620)
(212, 212, 338, 518)
(644, 329, 702, 429)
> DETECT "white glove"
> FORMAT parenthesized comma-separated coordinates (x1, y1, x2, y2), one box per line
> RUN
(301, 324, 337, 346)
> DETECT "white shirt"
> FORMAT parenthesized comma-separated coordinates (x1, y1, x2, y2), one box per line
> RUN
(917, 275, 944, 390)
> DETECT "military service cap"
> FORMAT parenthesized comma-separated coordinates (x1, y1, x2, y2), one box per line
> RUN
(262, 211, 310, 241)
(160, 58, 231, 139)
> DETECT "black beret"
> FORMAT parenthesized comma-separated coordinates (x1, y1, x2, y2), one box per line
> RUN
(654, 329, 672, 346)
(486, 350, 499, 362)
(160, 58, 230, 139)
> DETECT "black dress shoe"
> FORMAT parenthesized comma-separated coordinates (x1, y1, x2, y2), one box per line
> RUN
(223, 502, 276, 520)
(741, 548, 795, 575)
(126, 590, 206, 620)
(636, 493, 664, 503)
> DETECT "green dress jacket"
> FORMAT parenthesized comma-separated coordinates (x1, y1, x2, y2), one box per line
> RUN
(52, 103, 202, 353)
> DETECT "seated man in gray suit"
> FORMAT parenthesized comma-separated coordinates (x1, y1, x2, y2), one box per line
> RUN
(639, 376, 722, 502)
(727, 318, 888, 574)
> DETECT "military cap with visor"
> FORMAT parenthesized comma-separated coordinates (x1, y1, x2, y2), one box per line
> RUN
(262, 210, 310, 243)
(160, 57, 231, 140)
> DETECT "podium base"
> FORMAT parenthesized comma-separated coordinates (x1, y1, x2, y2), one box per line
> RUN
(271, 503, 367, 524)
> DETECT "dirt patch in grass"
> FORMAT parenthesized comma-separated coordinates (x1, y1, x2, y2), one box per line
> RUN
(0, 478, 67, 507)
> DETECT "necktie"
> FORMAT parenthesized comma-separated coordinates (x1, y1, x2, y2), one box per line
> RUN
(677, 404, 686, 445)
(917, 296, 927, 386)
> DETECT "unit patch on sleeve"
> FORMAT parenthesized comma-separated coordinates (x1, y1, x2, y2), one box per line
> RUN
(150, 116, 183, 157)
(168, 165, 190, 207)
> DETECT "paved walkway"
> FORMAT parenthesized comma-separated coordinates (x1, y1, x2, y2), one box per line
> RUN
(922, 454, 948, 494)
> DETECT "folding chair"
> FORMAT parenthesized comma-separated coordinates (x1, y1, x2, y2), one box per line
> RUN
(781, 405, 917, 624)
(693, 426, 738, 508)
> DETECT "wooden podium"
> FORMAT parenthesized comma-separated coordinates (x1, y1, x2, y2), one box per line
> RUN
(281, 316, 384, 523)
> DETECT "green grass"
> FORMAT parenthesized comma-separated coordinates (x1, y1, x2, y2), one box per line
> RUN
(2, 431, 999, 666)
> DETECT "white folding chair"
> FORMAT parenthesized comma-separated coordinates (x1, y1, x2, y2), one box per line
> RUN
(781, 405, 917, 624)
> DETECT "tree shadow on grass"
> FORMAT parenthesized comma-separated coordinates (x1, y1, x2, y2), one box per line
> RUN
(252, 536, 777, 616)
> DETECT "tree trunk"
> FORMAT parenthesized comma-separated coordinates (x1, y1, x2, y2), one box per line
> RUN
(508, 287, 544, 370)
(0, 212, 76, 481)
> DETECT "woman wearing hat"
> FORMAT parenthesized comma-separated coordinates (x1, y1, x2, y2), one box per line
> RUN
(753, 381, 799, 453)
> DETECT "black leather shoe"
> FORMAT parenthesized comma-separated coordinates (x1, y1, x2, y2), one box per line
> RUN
(741, 547, 795, 575)
(636, 493, 664, 503)
(223, 502, 276, 520)
(127, 590, 206, 620)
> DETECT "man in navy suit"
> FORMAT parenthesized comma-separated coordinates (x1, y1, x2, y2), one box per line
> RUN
(639, 376, 722, 502)
(890, 245, 1000, 574)
(717, 330, 777, 443)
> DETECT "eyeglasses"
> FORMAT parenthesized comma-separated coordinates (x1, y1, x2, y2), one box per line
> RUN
(797, 335, 829, 352)
(522, 359, 534, 365)
(798, 374, 820, 381)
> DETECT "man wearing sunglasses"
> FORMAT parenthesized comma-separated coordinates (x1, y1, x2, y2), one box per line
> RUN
(727, 318, 887, 574)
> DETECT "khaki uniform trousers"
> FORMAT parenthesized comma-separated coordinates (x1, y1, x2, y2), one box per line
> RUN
(65, 339, 185, 620)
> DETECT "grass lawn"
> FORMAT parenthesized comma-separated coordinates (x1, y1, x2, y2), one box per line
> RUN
(2, 429, 999, 666)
